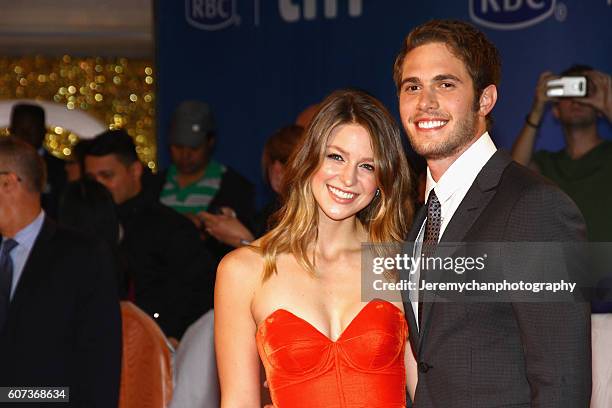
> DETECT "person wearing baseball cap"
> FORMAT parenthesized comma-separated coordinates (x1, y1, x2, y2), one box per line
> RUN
(160, 100, 255, 261)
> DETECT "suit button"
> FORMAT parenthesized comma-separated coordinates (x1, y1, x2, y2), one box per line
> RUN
(418, 361, 431, 373)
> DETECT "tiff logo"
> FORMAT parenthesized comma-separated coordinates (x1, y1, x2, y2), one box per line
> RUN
(279, 0, 363, 22)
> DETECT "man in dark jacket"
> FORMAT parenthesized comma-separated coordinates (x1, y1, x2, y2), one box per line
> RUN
(9, 103, 67, 218)
(84, 129, 215, 340)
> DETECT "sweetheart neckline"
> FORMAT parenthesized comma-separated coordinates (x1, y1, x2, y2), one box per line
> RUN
(256, 299, 405, 343)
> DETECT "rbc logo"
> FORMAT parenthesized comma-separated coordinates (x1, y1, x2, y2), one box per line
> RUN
(186, 0, 239, 31)
(469, 0, 556, 30)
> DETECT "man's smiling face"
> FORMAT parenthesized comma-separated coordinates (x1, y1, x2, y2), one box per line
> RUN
(398, 42, 480, 161)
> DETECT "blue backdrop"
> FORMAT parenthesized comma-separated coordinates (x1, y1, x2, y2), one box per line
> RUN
(156, 0, 612, 206)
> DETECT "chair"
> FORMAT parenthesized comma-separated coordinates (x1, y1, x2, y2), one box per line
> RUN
(119, 301, 174, 408)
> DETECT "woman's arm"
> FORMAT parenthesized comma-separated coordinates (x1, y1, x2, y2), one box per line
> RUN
(215, 249, 262, 408)
(405, 339, 418, 403)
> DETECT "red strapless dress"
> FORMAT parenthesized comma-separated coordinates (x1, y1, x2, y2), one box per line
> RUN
(256, 299, 407, 408)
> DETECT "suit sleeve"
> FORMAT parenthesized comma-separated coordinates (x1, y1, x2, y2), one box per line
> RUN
(75, 239, 122, 407)
(506, 183, 591, 407)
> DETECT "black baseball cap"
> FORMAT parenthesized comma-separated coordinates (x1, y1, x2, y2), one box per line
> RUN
(169, 100, 216, 147)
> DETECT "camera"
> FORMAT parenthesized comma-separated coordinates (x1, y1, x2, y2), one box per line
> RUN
(546, 76, 587, 97)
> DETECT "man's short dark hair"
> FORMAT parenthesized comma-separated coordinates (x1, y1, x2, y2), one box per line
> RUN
(560, 64, 593, 77)
(87, 130, 139, 166)
(0, 136, 47, 193)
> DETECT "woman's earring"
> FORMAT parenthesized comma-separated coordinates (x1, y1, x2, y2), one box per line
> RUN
(375, 188, 380, 197)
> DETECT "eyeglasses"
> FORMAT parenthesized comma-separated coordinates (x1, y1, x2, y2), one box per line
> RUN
(0, 171, 22, 182)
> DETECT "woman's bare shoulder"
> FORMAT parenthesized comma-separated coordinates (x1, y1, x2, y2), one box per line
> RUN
(216, 241, 265, 287)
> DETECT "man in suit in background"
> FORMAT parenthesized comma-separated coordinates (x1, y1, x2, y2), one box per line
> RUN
(0, 137, 121, 407)
(394, 20, 591, 407)
(9, 103, 67, 218)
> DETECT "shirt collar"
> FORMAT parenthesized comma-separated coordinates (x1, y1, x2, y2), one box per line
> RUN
(425, 132, 497, 204)
(9, 210, 45, 252)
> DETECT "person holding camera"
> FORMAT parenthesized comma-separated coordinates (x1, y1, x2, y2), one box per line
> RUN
(511, 65, 612, 242)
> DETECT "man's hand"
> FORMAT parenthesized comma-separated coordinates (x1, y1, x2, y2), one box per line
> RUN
(583, 70, 612, 122)
(528, 71, 557, 124)
(198, 207, 255, 248)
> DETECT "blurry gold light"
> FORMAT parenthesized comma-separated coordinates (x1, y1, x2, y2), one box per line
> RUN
(1, 55, 156, 168)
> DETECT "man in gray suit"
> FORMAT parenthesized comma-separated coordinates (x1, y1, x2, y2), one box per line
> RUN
(394, 20, 591, 407)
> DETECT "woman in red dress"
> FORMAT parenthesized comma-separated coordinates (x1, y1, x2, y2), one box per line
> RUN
(215, 89, 417, 407)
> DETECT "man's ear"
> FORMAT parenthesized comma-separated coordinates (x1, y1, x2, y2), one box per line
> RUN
(478, 84, 498, 117)
(129, 160, 143, 180)
(0, 172, 20, 193)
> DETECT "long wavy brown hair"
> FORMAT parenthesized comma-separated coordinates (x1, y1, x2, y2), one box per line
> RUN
(259, 89, 414, 280)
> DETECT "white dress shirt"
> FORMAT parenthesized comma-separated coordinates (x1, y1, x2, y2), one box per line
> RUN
(411, 132, 497, 326)
(2, 210, 45, 300)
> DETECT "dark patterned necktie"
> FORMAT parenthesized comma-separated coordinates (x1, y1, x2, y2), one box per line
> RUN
(419, 190, 441, 327)
(0, 239, 18, 330)
(422, 190, 441, 257)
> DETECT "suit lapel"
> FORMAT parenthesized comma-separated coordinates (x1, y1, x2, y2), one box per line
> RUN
(418, 151, 512, 355)
(403, 205, 426, 352)
(8, 218, 56, 320)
